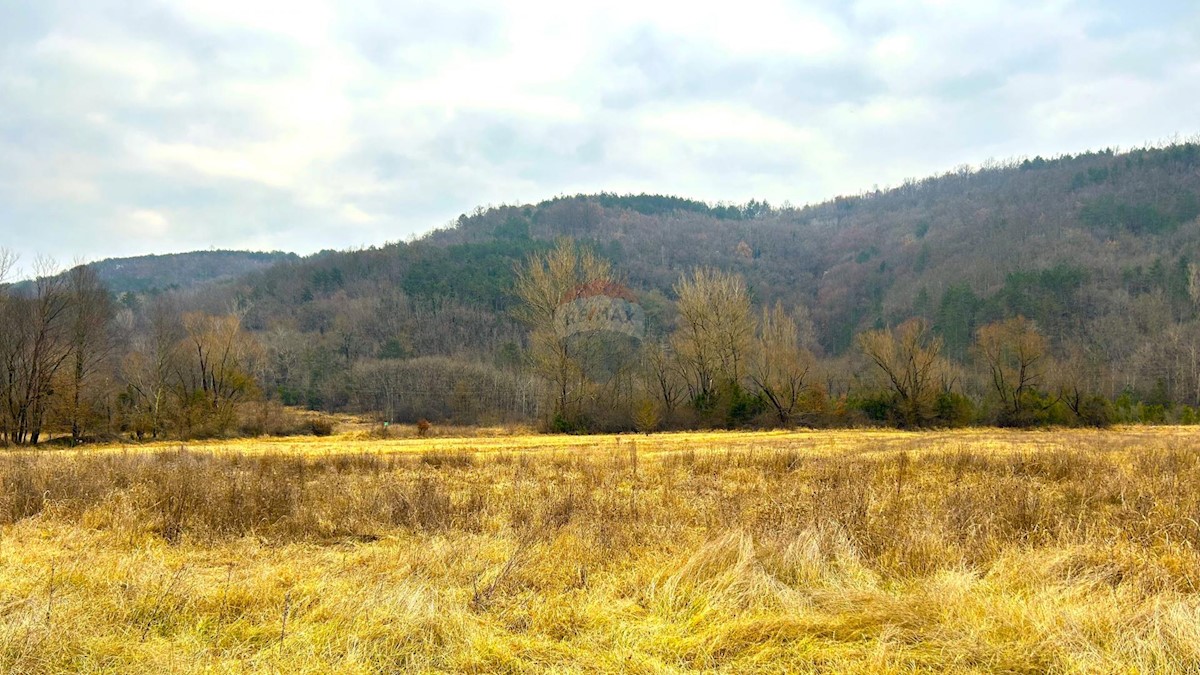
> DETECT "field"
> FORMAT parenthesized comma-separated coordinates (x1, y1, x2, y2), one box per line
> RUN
(3, 428, 1200, 673)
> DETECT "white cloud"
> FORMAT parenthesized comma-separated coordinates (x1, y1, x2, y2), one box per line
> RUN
(339, 204, 376, 224)
(122, 209, 172, 237)
(599, 0, 847, 59)
(1, 0, 1198, 263)
(638, 103, 816, 144)
(169, 0, 337, 45)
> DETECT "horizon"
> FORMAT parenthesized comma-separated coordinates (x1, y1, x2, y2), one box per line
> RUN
(6, 135, 1196, 280)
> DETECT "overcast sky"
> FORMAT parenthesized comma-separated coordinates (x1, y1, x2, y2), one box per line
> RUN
(1, 0, 1198, 270)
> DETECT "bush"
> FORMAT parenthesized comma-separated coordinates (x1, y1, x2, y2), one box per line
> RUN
(722, 383, 765, 428)
(851, 392, 894, 423)
(1078, 396, 1115, 428)
(1141, 404, 1168, 424)
(549, 411, 591, 434)
(308, 418, 335, 436)
(1179, 406, 1198, 425)
(934, 392, 975, 427)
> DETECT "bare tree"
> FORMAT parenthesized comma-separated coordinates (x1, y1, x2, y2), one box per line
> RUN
(749, 301, 815, 425)
(174, 312, 261, 435)
(120, 296, 183, 439)
(0, 248, 14, 443)
(975, 316, 1051, 425)
(1053, 339, 1109, 418)
(4, 258, 74, 444)
(640, 340, 684, 419)
(64, 264, 116, 444)
(513, 238, 613, 426)
(858, 318, 945, 427)
(671, 268, 754, 408)
(0, 248, 14, 288)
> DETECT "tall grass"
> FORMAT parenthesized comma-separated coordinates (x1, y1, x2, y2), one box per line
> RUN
(2, 431, 1200, 672)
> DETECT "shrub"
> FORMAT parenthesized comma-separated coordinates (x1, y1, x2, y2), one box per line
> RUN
(632, 400, 661, 434)
(549, 411, 591, 434)
(851, 392, 894, 424)
(308, 418, 335, 436)
(721, 383, 765, 428)
(934, 391, 975, 427)
(1179, 406, 1198, 425)
(1141, 404, 1168, 424)
(1078, 396, 1115, 428)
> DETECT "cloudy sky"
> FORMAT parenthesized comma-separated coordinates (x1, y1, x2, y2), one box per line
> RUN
(1, 0, 1198, 269)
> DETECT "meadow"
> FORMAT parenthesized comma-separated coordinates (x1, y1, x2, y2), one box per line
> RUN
(2, 427, 1200, 673)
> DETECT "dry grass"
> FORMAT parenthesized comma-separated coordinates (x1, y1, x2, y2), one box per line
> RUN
(3, 428, 1200, 672)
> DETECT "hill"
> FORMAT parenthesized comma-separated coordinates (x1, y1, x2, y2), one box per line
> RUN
(11, 250, 298, 296)
(8, 141, 1200, 437)
(185, 143, 1200, 419)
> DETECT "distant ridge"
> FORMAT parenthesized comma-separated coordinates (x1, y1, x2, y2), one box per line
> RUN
(10, 250, 298, 295)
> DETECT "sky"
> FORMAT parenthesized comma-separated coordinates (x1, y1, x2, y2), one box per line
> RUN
(1, 0, 1198, 271)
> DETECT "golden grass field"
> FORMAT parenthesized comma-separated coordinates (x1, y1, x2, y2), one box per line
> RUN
(3, 427, 1200, 673)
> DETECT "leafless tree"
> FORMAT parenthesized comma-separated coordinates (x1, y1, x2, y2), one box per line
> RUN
(64, 264, 116, 444)
(749, 301, 815, 425)
(975, 316, 1051, 424)
(640, 340, 684, 418)
(174, 312, 261, 435)
(3, 258, 74, 444)
(0, 248, 14, 443)
(120, 296, 183, 439)
(671, 267, 754, 407)
(858, 318, 945, 427)
(513, 238, 613, 425)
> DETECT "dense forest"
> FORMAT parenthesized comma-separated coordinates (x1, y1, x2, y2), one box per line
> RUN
(4, 142, 1200, 442)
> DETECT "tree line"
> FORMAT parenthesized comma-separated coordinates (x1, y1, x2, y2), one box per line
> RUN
(511, 240, 1150, 432)
(0, 252, 277, 445)
(8, 142, 1200, 441)
(212, 142, 1200, 426)
(0, 235, 1194, 444)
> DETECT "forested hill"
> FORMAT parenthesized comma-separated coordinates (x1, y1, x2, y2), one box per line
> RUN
(8, 141, 1200, 441)
(235, 142, 1197, 347)
(178, 141, 1199, 418)
(13, 250, 298, 296)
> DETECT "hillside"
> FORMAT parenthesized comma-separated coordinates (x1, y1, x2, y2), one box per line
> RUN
(181, 143, 1200, 418)
(8, 142, 1200, 435)
(11, 250, 298, 296)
